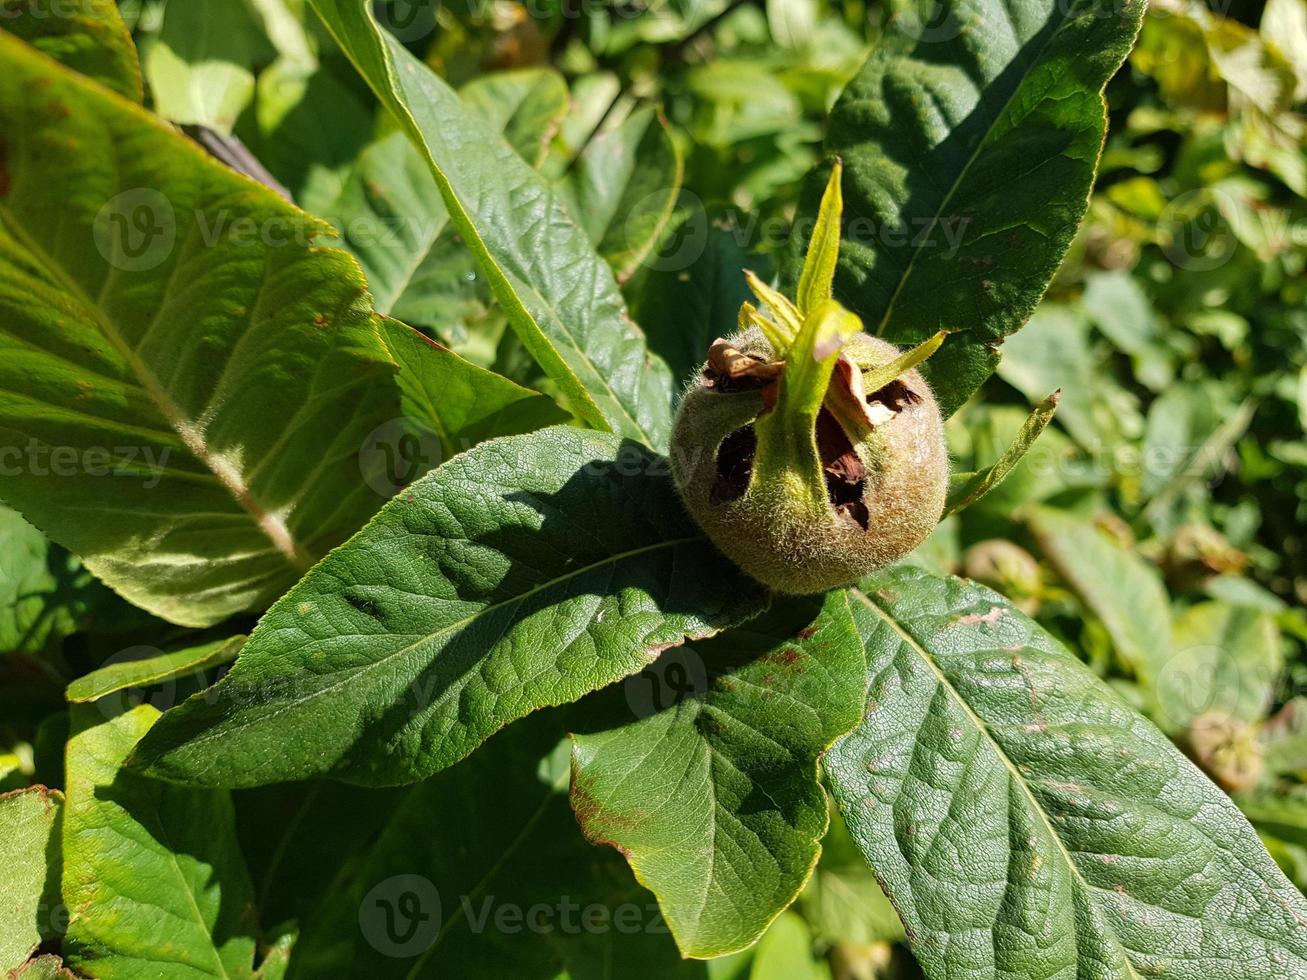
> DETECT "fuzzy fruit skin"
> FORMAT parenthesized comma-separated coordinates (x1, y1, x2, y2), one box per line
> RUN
(670, 328, 949, 594)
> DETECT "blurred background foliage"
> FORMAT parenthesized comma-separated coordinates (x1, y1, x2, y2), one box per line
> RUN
(1, 0, 1304, 975)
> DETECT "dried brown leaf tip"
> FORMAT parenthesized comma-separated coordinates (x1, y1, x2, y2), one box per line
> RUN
(703, 339, 783, 392)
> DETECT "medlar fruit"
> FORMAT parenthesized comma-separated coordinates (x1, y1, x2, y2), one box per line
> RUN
(669, 162, 949, 594)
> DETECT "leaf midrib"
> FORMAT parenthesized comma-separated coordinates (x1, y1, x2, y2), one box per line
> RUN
(0, 197, 313, 575)
(851, 588, 1145, 980)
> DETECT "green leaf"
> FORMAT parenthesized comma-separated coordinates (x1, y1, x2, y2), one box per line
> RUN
(798, 805, 904, 947)
(0, 786, 63, 972)
(1238, 785, 1307, 850)
(62, 704, 257, 978)
(288, 712, 709, 978)
(460, 68, 571, 168)
(1082, 271, 1173, 391)
(244, 0, 314, 68)
(311, 0, 677, 447)
(563, 105, 684, 282)
(141, 0, 274, 132)
(0, 0, 142, 102)
(795, 160, 843, 316)
(0, 32, 399, 627)
(0, 506, 155, 655)
(569, 592, 866, 957)
(748, 912, 825, 980)
(1263, 698, 1307, 778)
(131, 426, 767, 788)
(10, 954, 78, 979)
(1140, 385, 1255, 523)
(826, 565, 1307, 980)
(1264, 0, 1307, 101)
(946, 391, 1060, 515)
(802, 0, 1146, 415)
(246, 61, 373, 210)
(1027, 506, 1171, 677)
(314, 128, 475, 332)
(954, 406, 1085, 520)
(630, 218, 753, 385)
(66, 636, 245, 704)
(381, 318, 568, 465)
(312, 71, 569, 343)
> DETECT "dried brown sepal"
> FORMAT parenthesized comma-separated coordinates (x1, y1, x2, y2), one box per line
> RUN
(704, 339, 783, 392)
(823, 353, 881, 442)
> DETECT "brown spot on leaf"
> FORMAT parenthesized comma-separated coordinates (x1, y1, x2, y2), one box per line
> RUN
(569, 772, 639, 851)
(763, 646, 802, 668)
(957, 607, 1005, 626)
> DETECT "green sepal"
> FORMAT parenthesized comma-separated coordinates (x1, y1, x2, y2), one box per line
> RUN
(796, 159, 843, 316)
(752, 301, 862, 518)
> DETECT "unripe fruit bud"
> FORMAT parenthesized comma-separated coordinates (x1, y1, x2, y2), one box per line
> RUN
(670, 326, 949, 593)
(1190, 712, 1264, 793)
(668, 162, 950, 593)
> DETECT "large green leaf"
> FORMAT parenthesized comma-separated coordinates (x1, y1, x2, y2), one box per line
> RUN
(62, 704, 258, 978)
(0, 0, 141, 101)
(799, 0, 1146, 414)
(131, 427, 767, 788)
(826, 566, 1307, 980)
(0, 786, 63, 972)
(569, 593, 866, 957)
(0, 33, 399, 627)
(287, 712, 708, 979)
(311, 0, 677, 447)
